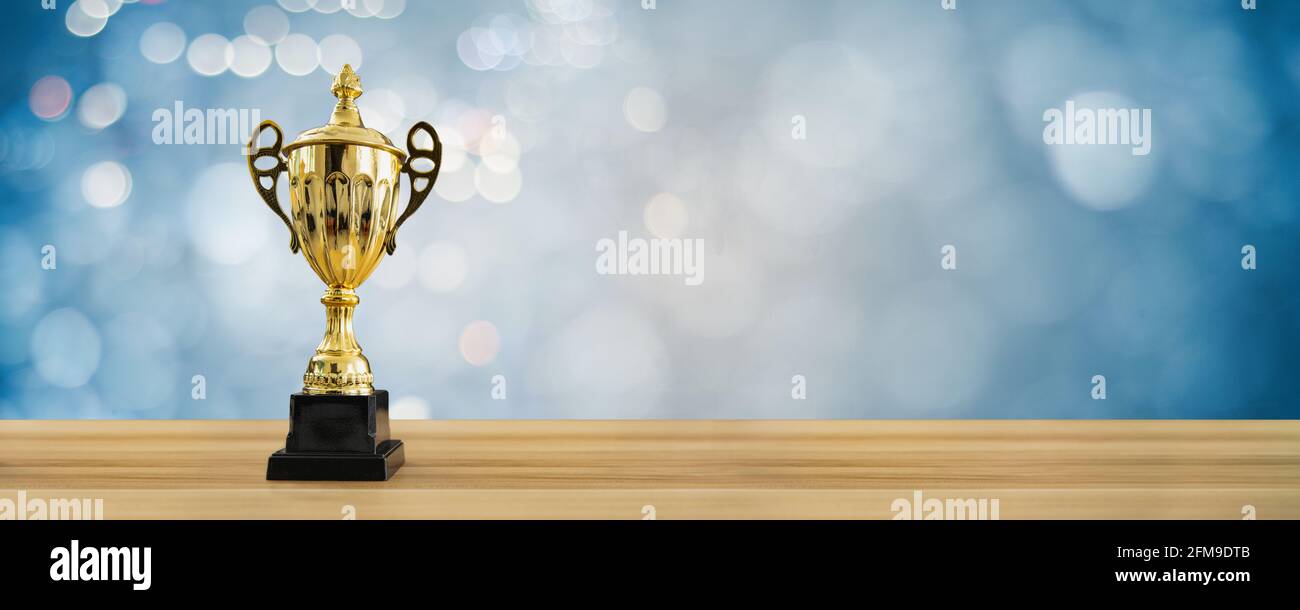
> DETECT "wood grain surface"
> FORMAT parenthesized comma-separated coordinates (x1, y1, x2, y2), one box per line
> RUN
(2, 420, 1297, 519)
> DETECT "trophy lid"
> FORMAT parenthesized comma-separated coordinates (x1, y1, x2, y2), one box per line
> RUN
(282, 64, 406, 159)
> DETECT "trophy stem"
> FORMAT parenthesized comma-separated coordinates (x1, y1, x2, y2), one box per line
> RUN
(320, 288, 361, 353)
(303, 287, 374, 395)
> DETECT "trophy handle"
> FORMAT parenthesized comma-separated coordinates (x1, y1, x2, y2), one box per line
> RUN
(385, 121, 442, 255)
(246, 120, 300, 253)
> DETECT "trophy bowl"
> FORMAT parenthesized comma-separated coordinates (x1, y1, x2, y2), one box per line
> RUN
(246, 65, 442, 480)
(280, 121, 403, 396)
(247, 64, 441, 397)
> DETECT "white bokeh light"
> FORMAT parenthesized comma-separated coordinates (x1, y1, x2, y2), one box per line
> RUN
(277, 0, 318, 13)
(457, 28, 503, 71)
(374, 0, 406, 19)
(312, 0, 345, 14)
(317, 34, 363, 73)
(489, 14, 531, 56)
(1047, 91, 1157, 211)
(244, 5, 290, 46)
(624, 86, 667, 133)
(643, 192, 688, 239)
(77, 83, 127, 130)
(275, 34, 319, 76)
(187, 33, 233, 76)
(345, 0, 380, 18)
(140, 22, 186, 64)
(79, 0, 122, 19)
(81, 161, 132, 208)
(66, 1, 108, 38)
(230, 36, 273, 78)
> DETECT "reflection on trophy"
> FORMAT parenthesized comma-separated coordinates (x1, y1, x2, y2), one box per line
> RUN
(246, 64, 442, 480)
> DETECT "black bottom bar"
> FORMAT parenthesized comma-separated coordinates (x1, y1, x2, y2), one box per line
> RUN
(4, 520, 1294, 597)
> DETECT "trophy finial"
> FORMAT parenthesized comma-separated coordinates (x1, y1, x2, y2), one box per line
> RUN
(327, 64, 365, 127)
(331, 64, 363, 103)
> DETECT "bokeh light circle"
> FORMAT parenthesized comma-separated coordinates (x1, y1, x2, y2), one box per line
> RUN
(230, 35, 273, 78)
(66, 1, 108, 37)
(275, 34, 319, 76)
(317, 34, 363, 73)
(1047, 91, 1157, 211)
(276, 0, 318, 13)
(77, 83, 127, 129)
(345, 0, 380, 18)
(244, 5, 290, 46)
(140, 22, 187, 64)
(81, 161, 132, 208)
(624, 86, 667, 132)
(643, 192, 688, 239)
(80, 0, 123, 19)
(374, 0, 406, 20)
(459, 320, 501, 366)
(312, 0, 345, 14)
(457, 28, 503, 71)
(187, 33, 234, 76)
(29, 76, 72, 121)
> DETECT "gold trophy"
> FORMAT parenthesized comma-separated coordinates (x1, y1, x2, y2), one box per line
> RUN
(247, 65, 441, 480)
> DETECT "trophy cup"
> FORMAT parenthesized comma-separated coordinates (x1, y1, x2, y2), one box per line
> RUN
(246, 65, 442, 481)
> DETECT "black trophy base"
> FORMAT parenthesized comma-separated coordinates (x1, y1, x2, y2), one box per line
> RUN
(266, 389, 406, 481)
(267, 440, 405, 481)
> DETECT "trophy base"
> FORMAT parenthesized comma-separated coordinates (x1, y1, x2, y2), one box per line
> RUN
(266, 389, 406, 481)
(267, 440, 405, 481)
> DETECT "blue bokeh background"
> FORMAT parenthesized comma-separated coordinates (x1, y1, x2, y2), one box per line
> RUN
(1, 0, 1297, 419)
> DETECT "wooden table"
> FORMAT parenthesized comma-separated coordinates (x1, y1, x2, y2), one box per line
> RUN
(2, 420, 1297, 519)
